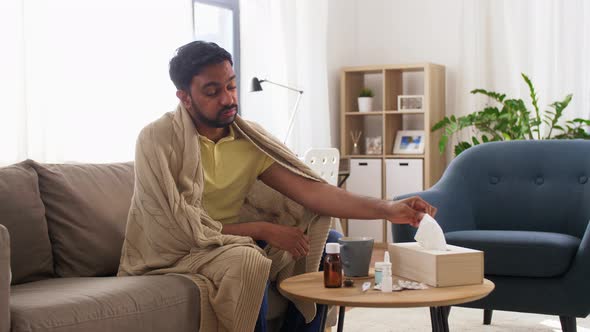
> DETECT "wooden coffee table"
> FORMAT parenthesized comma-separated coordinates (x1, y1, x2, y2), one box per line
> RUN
(279, 272, 494, 332)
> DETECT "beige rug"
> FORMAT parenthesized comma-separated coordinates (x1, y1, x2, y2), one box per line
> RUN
(342, 307, 590, 331)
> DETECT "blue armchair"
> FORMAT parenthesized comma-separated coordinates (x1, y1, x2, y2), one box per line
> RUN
(393, 140, 590, 332)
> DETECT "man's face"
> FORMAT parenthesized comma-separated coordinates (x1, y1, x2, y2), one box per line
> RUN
(180, 60, 238, 128)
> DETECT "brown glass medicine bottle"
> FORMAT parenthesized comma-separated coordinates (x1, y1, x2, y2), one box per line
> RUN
(323, 243, 342, 288)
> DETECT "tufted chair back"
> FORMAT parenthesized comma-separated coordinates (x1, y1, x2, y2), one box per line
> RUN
(433, 140, 590, 238)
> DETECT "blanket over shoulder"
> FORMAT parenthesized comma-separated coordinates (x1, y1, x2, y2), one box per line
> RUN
(118, 104, 331, 331)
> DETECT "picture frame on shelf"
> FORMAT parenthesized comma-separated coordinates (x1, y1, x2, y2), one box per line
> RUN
(397, 95, 424, 112)
(393, 130, 425, 154)
(365, 136, 382, 155)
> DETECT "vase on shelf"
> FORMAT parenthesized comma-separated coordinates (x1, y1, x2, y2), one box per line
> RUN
(352, 142, 360, 155)
(358, 97, 373, 112)
(350, 130, 362, 155)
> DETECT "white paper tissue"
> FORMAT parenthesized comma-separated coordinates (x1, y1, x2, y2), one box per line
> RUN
(414, 214, 447, 250)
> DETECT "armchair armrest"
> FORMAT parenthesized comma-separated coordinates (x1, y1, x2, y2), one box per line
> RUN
(0, 224, 9, 332)
(393, 185, 476, 243)
(565, 220, 590, 293)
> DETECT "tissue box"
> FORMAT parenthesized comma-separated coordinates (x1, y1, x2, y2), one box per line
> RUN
(388, 242, 483, 287)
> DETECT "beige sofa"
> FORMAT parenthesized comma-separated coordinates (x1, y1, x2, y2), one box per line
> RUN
(0, 160, 287, 332)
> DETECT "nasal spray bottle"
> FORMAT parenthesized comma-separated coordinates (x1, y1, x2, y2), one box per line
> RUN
(380, 251, 393, 292)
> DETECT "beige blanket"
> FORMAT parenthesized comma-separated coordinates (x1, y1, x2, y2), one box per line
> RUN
(118, 104, 331, 331)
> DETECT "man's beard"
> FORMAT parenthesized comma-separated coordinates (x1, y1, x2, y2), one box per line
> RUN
(191, 99, 237, 128)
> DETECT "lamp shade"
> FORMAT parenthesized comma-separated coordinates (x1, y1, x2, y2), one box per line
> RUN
(251, 77, 264, 92)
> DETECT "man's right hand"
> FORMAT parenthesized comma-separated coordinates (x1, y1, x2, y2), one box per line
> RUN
(261, 223, 310, 260)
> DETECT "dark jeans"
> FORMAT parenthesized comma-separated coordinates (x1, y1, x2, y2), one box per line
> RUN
(254, 229, 343, 332)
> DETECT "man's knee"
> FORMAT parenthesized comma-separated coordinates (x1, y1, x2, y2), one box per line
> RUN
(226, 246, 270, 277)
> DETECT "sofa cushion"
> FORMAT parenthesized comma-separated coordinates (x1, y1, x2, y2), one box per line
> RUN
(28, 161, 134, 277)
(0, 162, 53, 284)
(445, 230, 580, 277)
(10, 276, 200, 332)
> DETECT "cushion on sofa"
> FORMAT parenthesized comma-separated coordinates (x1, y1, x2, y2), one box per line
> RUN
(10, 276, 200, 332)
(0, 162, 53, 284)
(445, 230, 580, 277)
(28, 161, 134, 277)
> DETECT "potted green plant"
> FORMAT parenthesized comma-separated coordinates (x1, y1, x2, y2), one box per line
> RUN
(358, 87, 374, 112)
(432, 73, 590, 156)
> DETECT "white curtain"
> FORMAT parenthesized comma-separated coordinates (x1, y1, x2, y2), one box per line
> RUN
(456, 0, 590, 125)
(0, 0, 193, 165)
(240, 0, 332, 156)
(0, 0, 25, 165)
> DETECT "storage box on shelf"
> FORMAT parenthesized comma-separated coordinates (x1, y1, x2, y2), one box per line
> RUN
(345, 159, 383, 242)
(385, 159, 423, 243)
(340, 63, 446, 245)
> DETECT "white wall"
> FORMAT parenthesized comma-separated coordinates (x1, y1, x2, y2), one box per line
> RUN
(326, 0, 358, 148)
(326, 0, 464, 149)
(327, 0, 590, 152)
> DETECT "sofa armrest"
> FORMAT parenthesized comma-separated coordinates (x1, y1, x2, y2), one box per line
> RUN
(0, 224, 9, 332)
(393, 186, 476, 243)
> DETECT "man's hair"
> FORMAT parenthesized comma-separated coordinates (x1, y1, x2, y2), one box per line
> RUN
(169, 41, 233, 91)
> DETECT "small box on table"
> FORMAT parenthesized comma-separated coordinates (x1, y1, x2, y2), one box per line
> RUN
(387, 242, 483, 287)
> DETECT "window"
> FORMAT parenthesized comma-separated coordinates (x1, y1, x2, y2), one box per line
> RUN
(193, 0, 240, 93)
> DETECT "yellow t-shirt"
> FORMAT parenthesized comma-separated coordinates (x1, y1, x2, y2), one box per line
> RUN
(199, 126, 275, 224)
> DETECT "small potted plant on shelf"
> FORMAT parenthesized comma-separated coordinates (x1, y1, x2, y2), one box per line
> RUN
(358, 88, 374, 112)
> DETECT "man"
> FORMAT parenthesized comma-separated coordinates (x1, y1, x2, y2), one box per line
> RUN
(118, 41, 436, 332)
